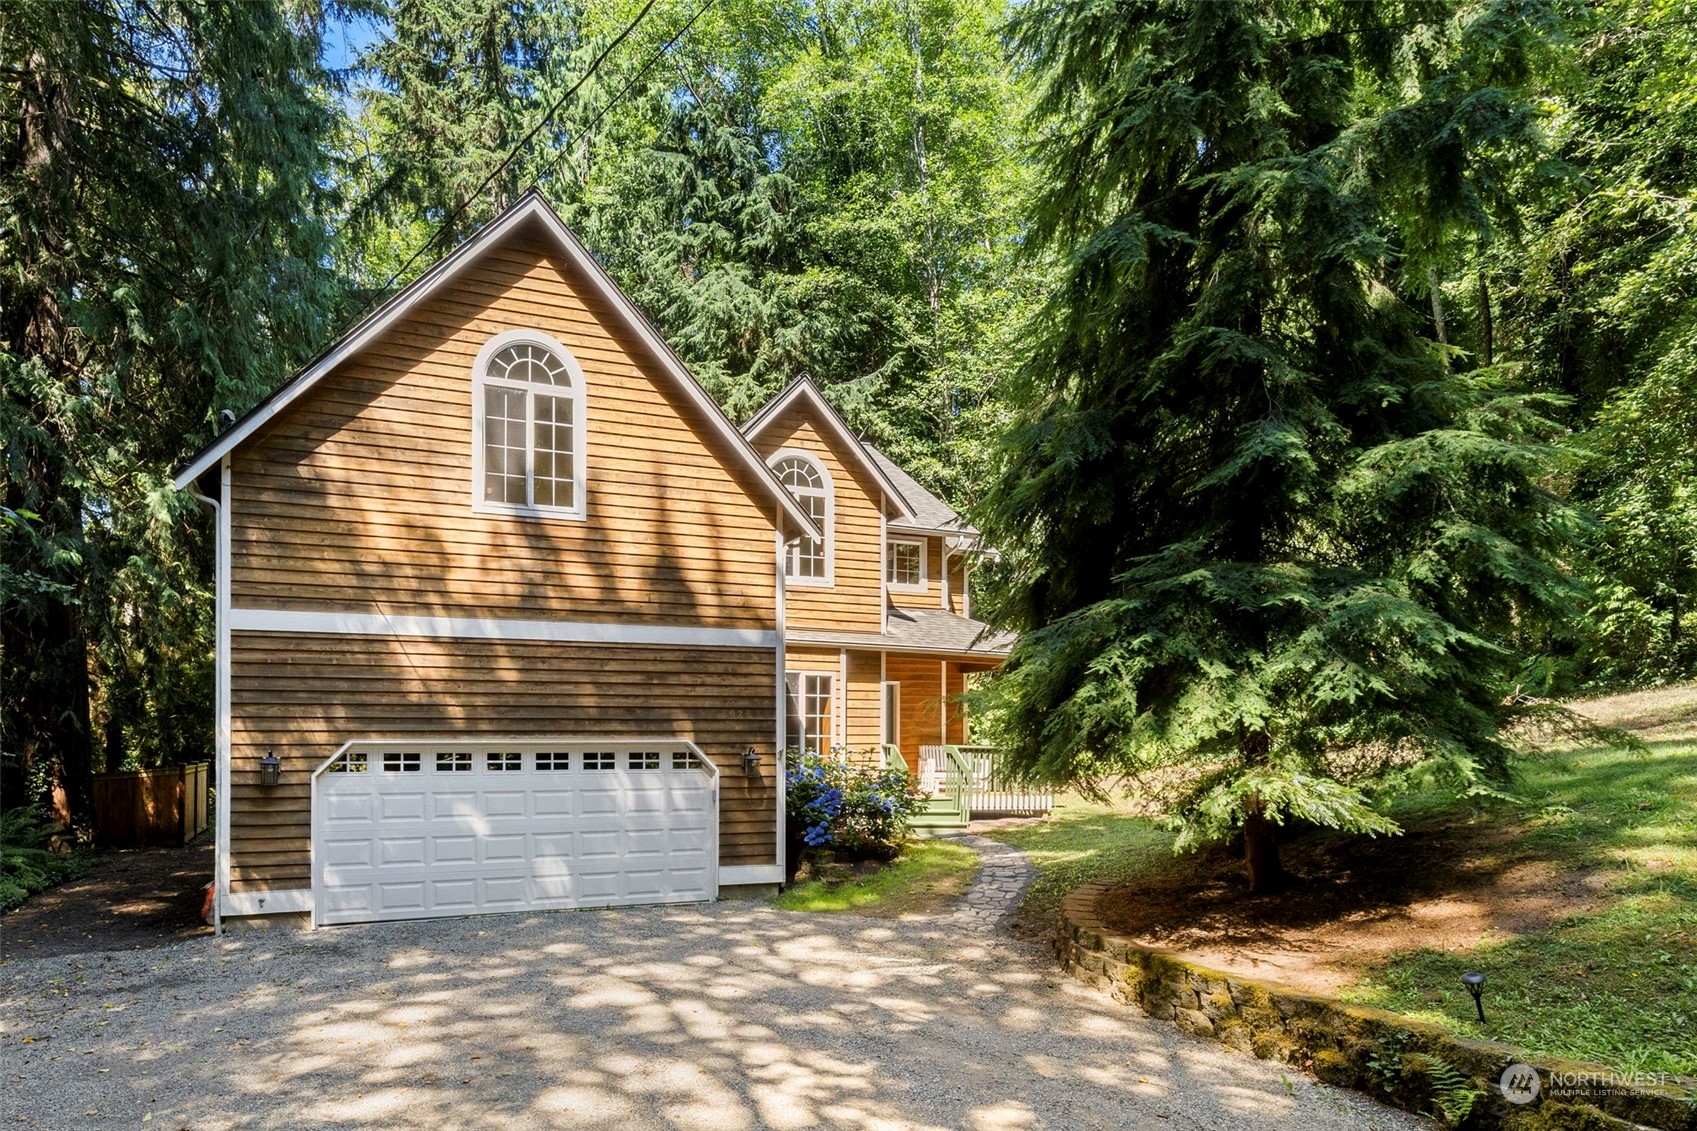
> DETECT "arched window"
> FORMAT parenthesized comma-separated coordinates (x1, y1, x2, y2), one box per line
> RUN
(771, 451, 832, 585)
(472, 330, 585, 519)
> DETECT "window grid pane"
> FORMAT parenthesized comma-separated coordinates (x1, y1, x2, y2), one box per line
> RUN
(532, 394, 575, 509)
(483, 386, 528, 504)
(889, 541, 922, 585)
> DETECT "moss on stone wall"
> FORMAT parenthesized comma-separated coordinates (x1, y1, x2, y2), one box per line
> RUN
(1056, 881, 1697, 1130)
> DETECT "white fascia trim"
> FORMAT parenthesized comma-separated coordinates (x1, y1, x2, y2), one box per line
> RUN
(230, 607, 778, 649)
(222, 889, 312, 917)
(171, 193, 821, 543)
(887, 522, 976, 539)
(744, 379, 916, 523)
(719, 865, 784, 886)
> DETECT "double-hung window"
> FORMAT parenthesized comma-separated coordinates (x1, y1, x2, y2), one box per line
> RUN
(887, 537, 926, 590)
(771, 452, 833, 585)
(472, 330, 585, 519)
(785, 672, 834, 755)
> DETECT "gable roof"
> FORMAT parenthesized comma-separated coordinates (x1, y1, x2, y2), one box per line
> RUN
(864, 445, 976, 535)
(171, 189, 822, 540)
(740, 377, 916, 522)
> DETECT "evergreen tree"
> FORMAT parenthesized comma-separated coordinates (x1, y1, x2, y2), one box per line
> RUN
(980, 0, 1584, 891)
(1489, 0, 1697, 684)
(1, 0, 340, 823)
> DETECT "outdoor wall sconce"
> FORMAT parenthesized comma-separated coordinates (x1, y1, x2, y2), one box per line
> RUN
(1461, 971, 1486, 1022)
(742, 747, 761, 775)
(259, 749, 281, 788)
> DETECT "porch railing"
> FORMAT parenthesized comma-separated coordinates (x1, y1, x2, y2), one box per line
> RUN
(928, 744, 1053, 817)
(916, 744, 972, 819)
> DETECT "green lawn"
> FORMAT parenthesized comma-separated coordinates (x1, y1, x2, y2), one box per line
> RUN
(1342, 741, 1697, 1076)
(771, 838, 981, 916)
(976, 795, 1173, 927)
(980, 743, 1697, 1078)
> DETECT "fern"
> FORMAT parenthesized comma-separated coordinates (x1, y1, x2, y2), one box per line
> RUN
(1426, 1056, 1484, 1126)
(0, 806, 85, 911)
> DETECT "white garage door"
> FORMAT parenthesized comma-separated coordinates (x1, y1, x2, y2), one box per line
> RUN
(310, 739, 719, 926)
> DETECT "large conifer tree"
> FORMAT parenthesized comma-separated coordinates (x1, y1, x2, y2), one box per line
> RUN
(981, 0, 1581, 891)
(1, 0, 339, 823)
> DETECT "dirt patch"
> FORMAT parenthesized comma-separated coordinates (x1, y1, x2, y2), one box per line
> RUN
(0, 834, 212, 960)
(1093, 818, 1609, 996)
(1571, 683, 1697, 742)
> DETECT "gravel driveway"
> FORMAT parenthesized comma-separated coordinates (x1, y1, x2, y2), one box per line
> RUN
(0, 884, 1422, 1131)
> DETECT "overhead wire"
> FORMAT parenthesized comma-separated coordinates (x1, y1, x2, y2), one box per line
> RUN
(355, 0, 663, 314)
(531, 0, 719, 190)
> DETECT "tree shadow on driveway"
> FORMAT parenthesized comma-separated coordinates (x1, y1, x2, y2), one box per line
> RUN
(0, 903, 1424, 1130)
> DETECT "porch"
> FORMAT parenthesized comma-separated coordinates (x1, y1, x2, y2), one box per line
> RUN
(883, 744, 1054, 830)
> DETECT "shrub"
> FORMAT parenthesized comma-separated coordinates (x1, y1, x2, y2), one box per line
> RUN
(786, 749, 921, 855)
(0, 805, 88, 911)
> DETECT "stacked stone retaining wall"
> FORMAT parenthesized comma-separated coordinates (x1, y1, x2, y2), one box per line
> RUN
(1059, 880, 1697, 1130)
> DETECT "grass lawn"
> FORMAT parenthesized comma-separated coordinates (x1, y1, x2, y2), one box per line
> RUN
(771, 838, 980, 916)
(1341, 740, 1697, 1076)
(977, 795, 1173, 930)
(978, 708, 1697, 1077)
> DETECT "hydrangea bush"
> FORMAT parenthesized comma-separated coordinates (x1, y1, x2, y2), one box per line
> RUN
(785, 748, 920, 856)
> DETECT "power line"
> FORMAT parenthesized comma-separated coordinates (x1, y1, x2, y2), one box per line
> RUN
(366, 0, 661, 303)
(533, 0, 718, 190)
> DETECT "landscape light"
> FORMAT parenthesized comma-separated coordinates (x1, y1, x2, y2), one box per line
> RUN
(1461, 971, 1486, 1023)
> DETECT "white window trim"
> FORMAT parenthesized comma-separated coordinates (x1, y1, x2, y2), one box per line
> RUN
(786, 670, 836, 755)
(470, 328, 588, 521)
(768, 447, 834, 588)
(886, 536, 928, 592)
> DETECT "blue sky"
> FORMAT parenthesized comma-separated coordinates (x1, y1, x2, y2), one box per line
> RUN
(322, 10, 387, 72)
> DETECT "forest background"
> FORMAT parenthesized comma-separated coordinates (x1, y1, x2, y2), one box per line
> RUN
(4, 0, 1695, 831)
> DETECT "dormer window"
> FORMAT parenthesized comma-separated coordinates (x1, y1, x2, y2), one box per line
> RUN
(771, 451, 833, 585)
(471, 330, 586, 520)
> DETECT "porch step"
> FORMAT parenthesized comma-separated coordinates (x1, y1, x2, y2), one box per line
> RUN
(910, 796, 969, 830)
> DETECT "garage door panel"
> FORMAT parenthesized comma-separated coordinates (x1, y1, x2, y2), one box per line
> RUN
(432, 836, 478, 865)
(533, 790, 577, 816)
(378, 882, 426, 913)
(313, 740, 719, 926)
(433, 879, 478, 910)
(483, 791, 528, 817)
(380, 837, 426, 865)
(483, 833, 527, 862)
(379, 793, 425, 820)
(429, 793, 480, 819)
(532, 832, 574, 858)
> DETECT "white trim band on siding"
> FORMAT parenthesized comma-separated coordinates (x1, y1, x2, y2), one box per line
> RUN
(719, 865, 783, 886)
(222, 889, 312, 917)
(229, 608, 780, 649)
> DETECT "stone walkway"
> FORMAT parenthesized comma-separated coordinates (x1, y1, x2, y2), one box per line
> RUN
(933, 832, 1036, 929)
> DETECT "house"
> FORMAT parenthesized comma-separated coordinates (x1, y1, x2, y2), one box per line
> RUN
(172, 190, 1011, 932)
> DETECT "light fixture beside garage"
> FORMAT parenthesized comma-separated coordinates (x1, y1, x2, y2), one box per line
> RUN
(742, 747, 761, 775)
(259, 749, 281, 788)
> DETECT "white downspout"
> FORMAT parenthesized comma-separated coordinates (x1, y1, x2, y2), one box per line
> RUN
(774, 511, 788, 884)
(189, 458, 232, 936)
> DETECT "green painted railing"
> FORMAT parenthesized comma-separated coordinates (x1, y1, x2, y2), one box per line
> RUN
(950, 744, 1053, 816)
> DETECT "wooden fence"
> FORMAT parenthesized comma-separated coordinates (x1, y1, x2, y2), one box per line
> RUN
(91, 762, 210, 848)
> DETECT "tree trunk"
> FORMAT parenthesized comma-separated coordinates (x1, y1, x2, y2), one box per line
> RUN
(1239, 730, 1286, 893)
(1478, 272, 1493, 367)
(1242, 801, 1286, 894)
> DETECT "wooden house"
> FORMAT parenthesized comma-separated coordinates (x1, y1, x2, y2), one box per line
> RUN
(173, 191, 1010, 931)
